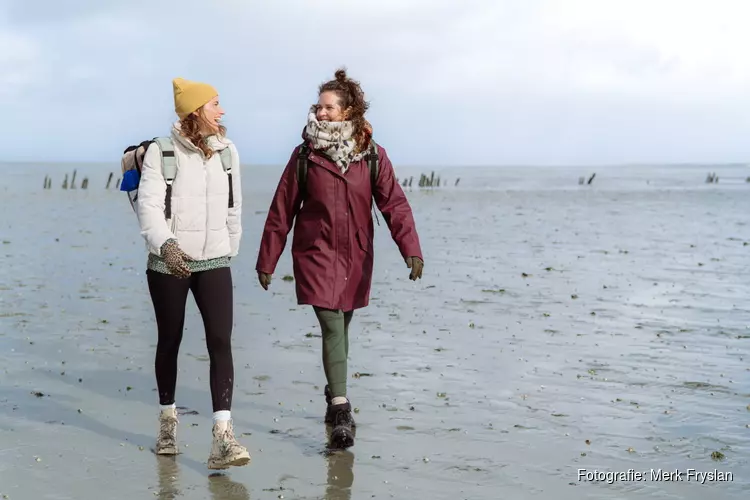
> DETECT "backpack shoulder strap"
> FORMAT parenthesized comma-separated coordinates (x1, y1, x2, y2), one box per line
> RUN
(366, 139, 382, 226)
(296, 143, 310, 198)
(151, 137, 176, 219)
(219, 147, 235, 208)
(152, 137, 176, 183)
(219, 147, 232, 173)
(367, 139, 379, 187)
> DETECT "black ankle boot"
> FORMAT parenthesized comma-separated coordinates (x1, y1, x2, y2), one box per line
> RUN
(324, 385, 356, 428)
(328, 402, 355, 449)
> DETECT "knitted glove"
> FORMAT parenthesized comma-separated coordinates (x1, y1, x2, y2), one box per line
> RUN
(406, 256, 423, 281)
(258, 271, 272, 290)
(161, 239, 192, 278)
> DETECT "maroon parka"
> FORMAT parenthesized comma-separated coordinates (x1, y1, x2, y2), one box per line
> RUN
(255, 141, 423, 311)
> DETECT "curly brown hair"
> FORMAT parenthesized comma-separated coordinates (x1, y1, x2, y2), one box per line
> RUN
(179, 109, 226, 159)
(319, 68, 370, 152)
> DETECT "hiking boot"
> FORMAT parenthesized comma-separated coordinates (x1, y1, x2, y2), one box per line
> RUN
(207, 420, 251, 470)
(156, 407, 179, 455)
(328, 402, 356, 449)
(324, 385, 356, 428)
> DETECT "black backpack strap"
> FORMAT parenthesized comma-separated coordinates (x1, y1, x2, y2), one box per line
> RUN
(366, 140, 381, 226)
(296, 143, 310, 198)
(218, 147, 234, 209)
(367, 139, 379, 188)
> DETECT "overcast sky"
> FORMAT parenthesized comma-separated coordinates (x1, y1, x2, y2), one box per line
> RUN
(2, 0, 750, 166)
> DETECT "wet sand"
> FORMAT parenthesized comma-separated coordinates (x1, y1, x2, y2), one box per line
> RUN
(1, 162, 749, 499)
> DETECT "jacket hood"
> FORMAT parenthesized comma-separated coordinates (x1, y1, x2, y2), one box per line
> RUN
(171, 121, 233, 155)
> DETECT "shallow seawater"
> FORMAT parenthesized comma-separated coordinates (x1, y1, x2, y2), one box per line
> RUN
(1, 162, 749, 499)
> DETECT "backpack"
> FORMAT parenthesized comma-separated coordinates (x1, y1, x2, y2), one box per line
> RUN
(295, 139, 381, 224)
(120, 137, 234, 220)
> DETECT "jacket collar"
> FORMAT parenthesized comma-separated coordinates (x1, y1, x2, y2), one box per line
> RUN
(300, 126, 350, 179)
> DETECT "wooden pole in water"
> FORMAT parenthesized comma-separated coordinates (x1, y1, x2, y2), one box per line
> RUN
(116, 178, 121, 189)
(81, 178, 89, 189)
(455, 178, 460, 186)
(71, 169, 77, 189)
(106, 172, 113, 189)
(62, 174, 69, 189)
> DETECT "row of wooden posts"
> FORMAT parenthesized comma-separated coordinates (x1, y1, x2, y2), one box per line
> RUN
(44, 170, 459, 190)
(43, 170, 122, 190)
(397, 171, 460, 188)
(704, 173, 750, 183)
(43, 170, 92, 190)
(41, 168, 750, 191)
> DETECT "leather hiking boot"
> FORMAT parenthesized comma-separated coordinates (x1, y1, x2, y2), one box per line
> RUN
(328, 402, 356, 449)
(156, 407, 179, 455)
(324, 385, 356, 428)
(207, 420, 251, 470)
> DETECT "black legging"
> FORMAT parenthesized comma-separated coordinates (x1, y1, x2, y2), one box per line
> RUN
(146, 267, 234, 412)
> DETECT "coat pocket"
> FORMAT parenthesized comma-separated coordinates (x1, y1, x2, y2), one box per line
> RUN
(355, 227, 372, 253)
(294, 219, 324, 251)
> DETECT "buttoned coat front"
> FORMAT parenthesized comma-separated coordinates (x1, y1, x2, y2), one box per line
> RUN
(256, 141, 422, 311)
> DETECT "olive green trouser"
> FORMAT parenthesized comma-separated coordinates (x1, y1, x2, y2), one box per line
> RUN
(313, 306, 354, 398)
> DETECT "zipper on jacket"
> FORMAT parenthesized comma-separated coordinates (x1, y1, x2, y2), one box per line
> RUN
(201, 159, 209, 259)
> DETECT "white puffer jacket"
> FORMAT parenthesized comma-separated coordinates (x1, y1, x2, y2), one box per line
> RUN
(137, 122, 242, 260)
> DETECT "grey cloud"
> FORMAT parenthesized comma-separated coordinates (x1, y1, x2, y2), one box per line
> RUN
(3, 0, 750, 165)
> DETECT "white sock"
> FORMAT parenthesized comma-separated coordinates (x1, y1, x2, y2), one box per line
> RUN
(213, 410, 231, 425)
(160, 403, 176, 412)
(331, 396, 348, 406)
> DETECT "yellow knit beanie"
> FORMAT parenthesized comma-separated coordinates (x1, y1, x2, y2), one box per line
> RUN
(172, 77, 218, 120)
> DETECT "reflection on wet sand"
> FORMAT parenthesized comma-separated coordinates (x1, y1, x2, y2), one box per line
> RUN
(323, 449, 354, 500)
(155, 455, 250, 500)
(155, 456, 181, 500)
(152, 447, 351, 499)
(207, 473, 251, 500)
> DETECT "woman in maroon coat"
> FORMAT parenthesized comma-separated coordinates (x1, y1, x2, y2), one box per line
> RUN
(255, 69, 424, 448)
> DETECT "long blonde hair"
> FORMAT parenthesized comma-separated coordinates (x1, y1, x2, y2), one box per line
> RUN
(179, 109, 226, 159)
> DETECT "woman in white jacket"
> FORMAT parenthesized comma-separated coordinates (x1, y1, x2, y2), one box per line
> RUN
(136, 77, 249, 470)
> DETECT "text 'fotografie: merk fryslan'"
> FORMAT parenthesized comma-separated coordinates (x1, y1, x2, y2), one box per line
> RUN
(578, 468, 733, 484)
